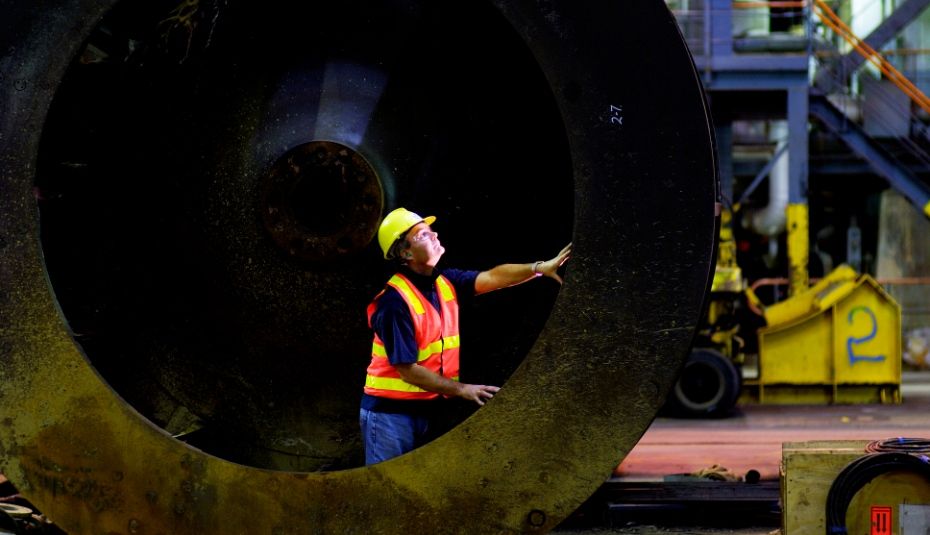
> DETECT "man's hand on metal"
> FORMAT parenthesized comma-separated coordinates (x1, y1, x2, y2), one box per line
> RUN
(535, 242, 572, 284)
(459, 383, 501, 406)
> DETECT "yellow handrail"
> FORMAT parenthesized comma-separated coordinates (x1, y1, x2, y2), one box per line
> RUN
(812, 0, 930, 115)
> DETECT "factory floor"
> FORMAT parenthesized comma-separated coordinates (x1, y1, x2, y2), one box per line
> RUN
(555, 370, 930, 534)
(3, 374, 927, 534)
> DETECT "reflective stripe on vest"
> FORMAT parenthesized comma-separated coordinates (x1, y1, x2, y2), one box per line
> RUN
(364, 273, 461, 400)
(388, 274, 426, 315)
(365, 375, 461, 393)
(371, 335, 460, 362)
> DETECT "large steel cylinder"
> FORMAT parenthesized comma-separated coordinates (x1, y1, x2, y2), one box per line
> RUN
(0, 0, 718, 533)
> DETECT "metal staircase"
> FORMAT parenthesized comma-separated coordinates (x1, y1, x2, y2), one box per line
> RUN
(808, 91, 930, 214)
(809, 0, 930, 216)
(671, 0, 930, 218)
(813, 0, 930, 90)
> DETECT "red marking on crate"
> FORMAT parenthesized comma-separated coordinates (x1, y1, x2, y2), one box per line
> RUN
(871, 505, 892, 535)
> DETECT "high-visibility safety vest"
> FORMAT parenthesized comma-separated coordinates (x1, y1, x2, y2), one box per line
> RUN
(364, 273, 461, 400)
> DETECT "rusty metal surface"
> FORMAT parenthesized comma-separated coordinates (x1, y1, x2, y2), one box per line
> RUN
(260, 141, 383, 263)
(0, 1, 718, 533)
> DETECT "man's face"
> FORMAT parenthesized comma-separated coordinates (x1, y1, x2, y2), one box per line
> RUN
(402, 222, 444, 267)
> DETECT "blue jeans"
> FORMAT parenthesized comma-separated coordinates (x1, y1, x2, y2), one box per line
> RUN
(359, 408, 430, 465)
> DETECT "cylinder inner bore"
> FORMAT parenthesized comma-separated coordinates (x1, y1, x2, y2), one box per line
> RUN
(33, 0, 574, 471)
(2, 0, 720, 528)
(261, 141, 382, 262)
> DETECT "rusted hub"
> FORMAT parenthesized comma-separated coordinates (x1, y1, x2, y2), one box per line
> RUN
(260, 141, 382, 262)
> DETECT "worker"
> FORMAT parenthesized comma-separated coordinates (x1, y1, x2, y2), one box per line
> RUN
(361, 207, 571, 465)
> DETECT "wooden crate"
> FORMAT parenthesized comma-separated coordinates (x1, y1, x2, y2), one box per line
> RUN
(782, 440, 870, 535)
(782, 440, 930, 535)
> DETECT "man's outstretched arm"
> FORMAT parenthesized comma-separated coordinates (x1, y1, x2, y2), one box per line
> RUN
(474, 243, 571, 295)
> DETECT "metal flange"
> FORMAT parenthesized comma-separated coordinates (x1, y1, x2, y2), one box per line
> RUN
(0, 1, 718, 533)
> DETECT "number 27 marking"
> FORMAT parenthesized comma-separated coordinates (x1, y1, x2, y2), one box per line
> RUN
(609, 104, 623, 126)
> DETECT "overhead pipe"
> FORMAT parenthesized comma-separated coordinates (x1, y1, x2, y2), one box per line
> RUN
(745, 121, 790, 238)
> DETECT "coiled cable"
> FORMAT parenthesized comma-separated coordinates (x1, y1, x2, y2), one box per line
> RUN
(825, 449, 930, 535)
(865, 437, 930, 455)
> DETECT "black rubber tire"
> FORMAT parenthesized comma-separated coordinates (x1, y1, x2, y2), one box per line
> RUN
(668, 348, 741, 417)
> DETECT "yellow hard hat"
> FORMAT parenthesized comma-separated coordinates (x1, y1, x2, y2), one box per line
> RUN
(377, 207, 436, 259)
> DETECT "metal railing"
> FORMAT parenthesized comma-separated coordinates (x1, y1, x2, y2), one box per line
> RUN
(668, 0, 930, 168)
(813, 0, 930, 114)
(811, 1, 930, 175)
(667, 0, 811, 55)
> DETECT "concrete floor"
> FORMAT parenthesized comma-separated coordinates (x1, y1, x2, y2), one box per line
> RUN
(3, 375, 927, 534)
(618, 371, 930, 483)
(555, 370, 930, 534)
(557, 528, 778, 535)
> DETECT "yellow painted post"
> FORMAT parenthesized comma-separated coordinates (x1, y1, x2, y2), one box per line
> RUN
(786, 203, 809, 297)
(718, 208, 736, 267)
(712, 207, 744, 294)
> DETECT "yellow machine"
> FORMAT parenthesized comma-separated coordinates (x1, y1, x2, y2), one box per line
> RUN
(667, 208, 902, 417)
(665, 206, 750, 416)
(744, 265, 902, 405)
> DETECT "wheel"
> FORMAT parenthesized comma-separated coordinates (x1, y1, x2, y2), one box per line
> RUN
(0, 1, 717, 532)
(668, 348, 741, 417)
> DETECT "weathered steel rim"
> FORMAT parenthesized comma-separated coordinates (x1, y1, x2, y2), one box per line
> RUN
(0, 1, 718, 533)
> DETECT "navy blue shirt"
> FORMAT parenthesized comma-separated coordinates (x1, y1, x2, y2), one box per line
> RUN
(362, 266, 479, 414)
